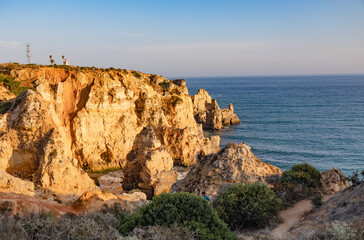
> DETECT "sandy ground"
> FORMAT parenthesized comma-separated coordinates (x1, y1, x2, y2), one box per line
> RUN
(270, 199, 313, 239)
(238, 195, 332, 240)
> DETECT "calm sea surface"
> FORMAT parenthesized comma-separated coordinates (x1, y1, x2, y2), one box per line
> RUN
(184, 75, 364, 176)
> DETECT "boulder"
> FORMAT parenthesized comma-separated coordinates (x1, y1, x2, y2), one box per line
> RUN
(75, 190, 148, 213)
(123, 126, 178, 199)
(0, 170, 35, 196)
(0, 192, 78, 215)
(320, 168, 349, 194)
(171, 142, 281, 201)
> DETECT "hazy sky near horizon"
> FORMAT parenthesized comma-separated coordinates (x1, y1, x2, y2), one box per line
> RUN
(0, 0, 363, 77)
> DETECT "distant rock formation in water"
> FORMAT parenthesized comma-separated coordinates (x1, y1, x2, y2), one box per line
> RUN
(192, 89, 240, 130)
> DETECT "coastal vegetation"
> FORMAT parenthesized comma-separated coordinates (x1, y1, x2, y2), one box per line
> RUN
(0, 211, 121, 240)
(274, 163, 323, 207)
(214, 183, 282, 230)
(132, 71, 142, 78)
(0, 74, 33, 96)
(348, 170, 364, 186)
(280, 163, 322, 189)
(119, 192, 236, 240)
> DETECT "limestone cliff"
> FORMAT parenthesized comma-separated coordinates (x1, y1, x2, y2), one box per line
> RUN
(171, 142, 281, 201)
(0, 64, 221, 201)
(122, 126, 177, 199)
(192, 89, 240, 129)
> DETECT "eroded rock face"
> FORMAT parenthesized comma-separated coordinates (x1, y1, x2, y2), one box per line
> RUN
(0, 192, 78, 215)
(0, 65, 222, 202)
(123, 126, 177, 199)
(171, 142, 281, 201)
(0, 170, 35, 196)
(0, 90, 99, 203)
(74, 190, 148, 213)
(192, 89, 239, 130)
(2, 66, 219, 171)
(320, 168, 349, 195)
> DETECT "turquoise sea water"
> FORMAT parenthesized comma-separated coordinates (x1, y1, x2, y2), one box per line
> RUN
(184, 75, 364, 176)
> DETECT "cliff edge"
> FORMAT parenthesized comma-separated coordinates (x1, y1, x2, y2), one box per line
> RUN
(0, 63, 226, 201)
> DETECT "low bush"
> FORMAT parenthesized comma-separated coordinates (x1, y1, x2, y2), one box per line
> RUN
(119, 192, 235, 240)
(132, 71, 142, 78)
(0, 102, 12, 114)
(299, 221, 363, 240)
(275, 163, 322, 207)
(280, 163, 321, 189)
(0, 76, 32, 96)
(274, 182, 314, 208)
(311, 193, 323, 208)
(121, 224, 195, 240)
(214, 183, 282, 230)
(0, 211, 121, 240)
(348, 170, 364, 186)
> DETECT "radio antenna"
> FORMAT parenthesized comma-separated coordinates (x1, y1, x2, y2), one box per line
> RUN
(26, 43, 31, 64)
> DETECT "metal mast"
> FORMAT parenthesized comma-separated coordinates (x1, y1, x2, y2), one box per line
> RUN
(26, 43, 31, 64)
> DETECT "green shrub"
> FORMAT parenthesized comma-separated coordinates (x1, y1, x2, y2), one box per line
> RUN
(348, 170, 364, 186)
(122, 224, 195, 240)
(0, 102, 12, 114)
(0, 74, 4, 82)
(299, 221, 363, 240)
(0, 76, 31, 96)
(274, 163, 322, 208)
(311, 193, 323, 208)
(159, 81, 167, 88)
(274, 182, 313, 208)
(132, 71, 142, 78)
(120, 192, 235, 240)
(0, 211, 121, 240)
(280, 163, 321, 189)
(214, 183, 282, 230)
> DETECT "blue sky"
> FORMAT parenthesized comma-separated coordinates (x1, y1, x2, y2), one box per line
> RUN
(0, 0, 363, 77)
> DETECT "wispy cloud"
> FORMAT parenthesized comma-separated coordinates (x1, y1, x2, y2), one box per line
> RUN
(120, 30, 145, 38)
(0, 40, 19, 48)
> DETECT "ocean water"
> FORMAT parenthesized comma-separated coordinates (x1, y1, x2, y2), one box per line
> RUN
(184, 75, 364, 176)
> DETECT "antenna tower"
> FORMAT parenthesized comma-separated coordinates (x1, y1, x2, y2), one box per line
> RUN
(26, 43, 31, 64)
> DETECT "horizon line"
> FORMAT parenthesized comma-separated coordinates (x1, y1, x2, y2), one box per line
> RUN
(168, 72, 364, 79)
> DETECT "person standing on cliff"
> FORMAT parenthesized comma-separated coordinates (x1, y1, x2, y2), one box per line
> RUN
(202, 192, 211, 203)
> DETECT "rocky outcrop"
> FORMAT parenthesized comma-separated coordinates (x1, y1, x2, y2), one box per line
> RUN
(0, 86, 15, 101)
(0, 170, 35, 196)
(171, 142, 281, 201)
(0, 90, 99, 203)
(0, 64, 222, 202)
(320, 168, 349, 195)
(123, 126, 177, 199)
(1, 65, 219, 171)
(0, 192, 79, 215)
(75, 190, 148, 213)
(222, 103, 240, 125)
(192, 89, 239, 130)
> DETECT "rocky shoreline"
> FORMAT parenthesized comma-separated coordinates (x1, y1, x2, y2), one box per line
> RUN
(0, 63, 240, 203)
(0, 64, 362, 239)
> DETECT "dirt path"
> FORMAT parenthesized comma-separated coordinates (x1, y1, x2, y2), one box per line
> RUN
(270, 199, 313, 239)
